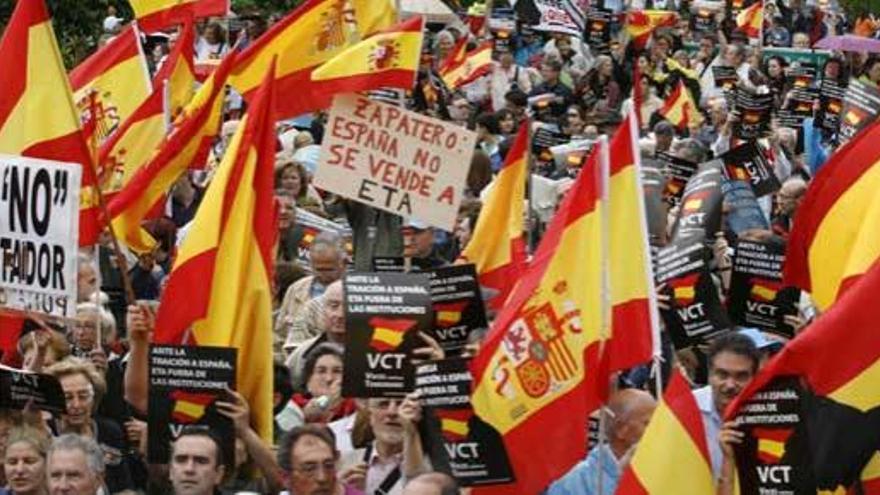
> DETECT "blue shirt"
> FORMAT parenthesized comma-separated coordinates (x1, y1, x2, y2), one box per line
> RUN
(545, 444, 621, 495)
(693, 385, 723, 480)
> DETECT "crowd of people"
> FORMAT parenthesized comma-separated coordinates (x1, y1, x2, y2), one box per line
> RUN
(3, 0, 880, 493)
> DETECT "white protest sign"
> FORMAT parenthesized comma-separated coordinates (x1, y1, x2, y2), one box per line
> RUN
(0, 155, 81, 318)
(315, 94, 476, 231)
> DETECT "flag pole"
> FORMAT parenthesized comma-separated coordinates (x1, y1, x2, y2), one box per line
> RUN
(596, 133, 612, 495)
(525, 118, 536, 253)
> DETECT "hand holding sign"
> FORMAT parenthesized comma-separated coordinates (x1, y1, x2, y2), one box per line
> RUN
(216, 387, 250, 436)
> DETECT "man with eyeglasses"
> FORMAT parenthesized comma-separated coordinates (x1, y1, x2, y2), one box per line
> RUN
(279, 425, 359, 495)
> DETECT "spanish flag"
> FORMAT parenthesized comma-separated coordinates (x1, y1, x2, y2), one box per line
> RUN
(626, 10, 678, 50)
(750, 279, 780, 302)
(170, 390, 215, 423)
(670, 273, 700, 306)
(438, 36, 467, 74)
(783, 121, 880, 310)
(437, 408, 473, 442)
(96, 82, 166, 195)
(659, 81, 702, 131)
(470, 140, 605, 494)
(439, 41, 493, 90)
(368, 317, 417, 352)
(0, 0, 100, 246)
(754, 427, 793, 464)
(130, 0, 228, 32)
(435, 301, 469, 328)
(107, 52, 235, 253)
(70, 23, 152, 147)
(605, 113, 660, 375)
(310, 16, 424, 97)
(616, 370, 716, 494)
(458, 123, 528, 310)
(153, 61, 278, 442)
(728, 259, 880, 492)
(230, 0, 395, 119)
(152, 17, 196, 121)
(736, 1, 764, 39)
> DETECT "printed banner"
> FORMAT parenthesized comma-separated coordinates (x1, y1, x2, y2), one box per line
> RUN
(722, 179, 770, 235)
(734, 90, 774, 140)
(0, 155, 81, 318)
(670, 162, 724, 245)
(316, 94, 476, 230)
(531, 122, 569, 171)
(295, 209, 353, 269)
(147, 345, 237, 465)
(416, 358, 514, 486)
(720, 142, 780, 197)
(838, 78, 880, 145)
(525, 0, 588, 36)
(656, 242, 731, 348)
(728, 239, 799, 338)
(342, 272, 433, 398)
(428, 264, 488, 356)
(712, 65, 738, 91)
(657, 151, 698, 206)
(816, 80, 846, 132)
(0, 363, 66, 413)
(586, 7, 613, 54)
(733, 377, 812, 493)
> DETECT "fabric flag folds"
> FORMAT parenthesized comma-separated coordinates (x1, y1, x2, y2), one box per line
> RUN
(310, 16, 424, 96)
(129, 0, 228, 31)
(439, 41, 493, 90)
(107, 52, 235, 253)
(736, 2, 764, 39)
(616, 371, 716, 494)
(728, 259, 880, 492)
(783, 120, 880, 310)
(458, 123, 529, 310)
(230, 0, 395, 119)
(152, 18, 196, 120)
(659, 80, 702, 131)
(626, 11, 678, 50)
(438, 36, 467, 74)
(153, 62, 278, 442)
(0, 0, 101, 245)
(470, 142, 605, 494)
(70, 23, 152, 147)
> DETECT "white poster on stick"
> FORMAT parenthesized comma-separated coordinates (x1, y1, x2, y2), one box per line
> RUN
(315, 94, 476, 231)
(0, 154, 81, 318)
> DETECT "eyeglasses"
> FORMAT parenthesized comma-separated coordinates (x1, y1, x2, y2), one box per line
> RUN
(293, 460, 337, 478)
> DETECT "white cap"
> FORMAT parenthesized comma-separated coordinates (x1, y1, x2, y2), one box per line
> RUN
(103, 16, 123, 33)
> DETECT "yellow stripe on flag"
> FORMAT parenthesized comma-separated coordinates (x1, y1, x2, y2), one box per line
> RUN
(311, 30, 422, 81)
(174, 400, 206, 419)
(674, 286, 695, 300)
(73, 56, 151, 141)
(757, 438, 786, 460)
(373, 327, 405, 348)
(441, 418, 469, 437)
(130, 0, 196, 17)
(827, 359, 880, 412)
(751, 285, 777, 301)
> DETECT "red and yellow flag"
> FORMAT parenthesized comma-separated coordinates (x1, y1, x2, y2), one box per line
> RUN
(659, 81, 702, 131)
(70, 23, 152, 148)
(169, 390, 215, 423)
(616, 370, 716, 494)
(310, 16, 424, 97)
(107, 52, 235, 253)
(470, 143, 605, 494)
(605, 113, 659, 374)
(152, 18, 196, 121)
(736, 2, 764, 39)
(783, 121, 880, 310)
(368, 317, 417, 352)
(626, 10, 678, 50)
(130, 0, 228, 32)
(96, 82, 166, 195)
(438, 36, 467, 74)
(440, 41, 493, 90)
(437, 408, 473, 442)
(230, 0, 395, 119)
(458, 123, 528, 309)
(153, 61, 278, 442)
(0, 0, 100, 246)
(435, 301, 469, 328)
(729, 259, 880, 492)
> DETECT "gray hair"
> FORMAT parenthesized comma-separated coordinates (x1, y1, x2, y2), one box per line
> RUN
(48, 434, 105, 475)
(310, 232, 344, 258)
(75, 302, 116, 335)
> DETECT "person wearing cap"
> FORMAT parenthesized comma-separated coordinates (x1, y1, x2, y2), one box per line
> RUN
(402, 219, 447, 269)
(692, 332, 759, 481)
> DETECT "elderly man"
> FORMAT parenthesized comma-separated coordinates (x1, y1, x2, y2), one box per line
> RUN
(546, 389, 657, 495)
(279, 425, 358, 495)
(287, 280, 345, 384)
(277, 232, 347, 359)
(47, 434, 105, 495)
(772, 177, 807, 238)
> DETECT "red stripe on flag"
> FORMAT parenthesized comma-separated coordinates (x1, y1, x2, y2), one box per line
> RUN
(153, 250, 218, 344)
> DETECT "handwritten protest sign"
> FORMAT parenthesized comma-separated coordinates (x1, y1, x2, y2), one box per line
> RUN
(342, 272, 433, 398)
(316, 94, 475, 231)
(148, 345, 237, 466)
(0, 155, 81, 318)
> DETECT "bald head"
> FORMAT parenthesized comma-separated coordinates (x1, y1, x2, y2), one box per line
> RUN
(606, 389, 657, 457)
(777, 177, 808, 216)
(403, 472, 459, 495)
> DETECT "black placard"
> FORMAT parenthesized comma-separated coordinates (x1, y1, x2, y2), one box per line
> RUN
(147, 345, 237, 466)
(712, 66, 738, 91)
(641, 161, 669, 247)
(657, 151, 698, 206)
(342, 272, 433, 398)
(733, 377, 813, 494)
(838, 78, 880, 144)
(417, 358, 514, 487)
(0, 364, 66, 413)
(428, 264, 488, 356)
(586, 7, 612, 54)
(372, 257, 433, 272)
(722, 179, 770, 235)
(655, 242, 731, 348)
(728, 239, 799, 338)
(670, 163, 724, 245)
(816, 79, 846, 132)
(720, 142, 780, 197)
(693, 7, 717, 35)
(531, 123, 569, 167)
(734, 89, 774, 140)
